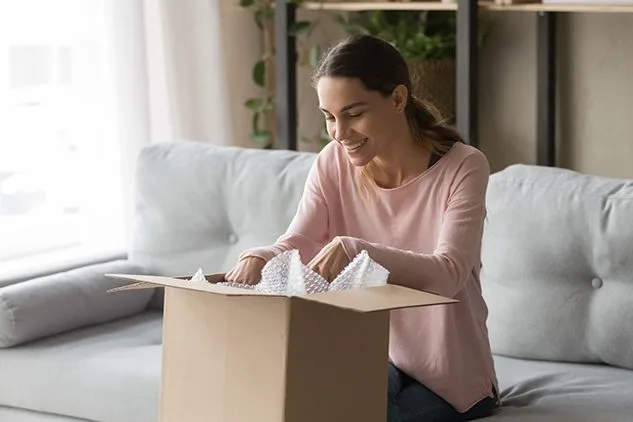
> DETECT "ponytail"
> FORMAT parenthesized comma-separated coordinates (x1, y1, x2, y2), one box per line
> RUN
(405, 94, 465, 155)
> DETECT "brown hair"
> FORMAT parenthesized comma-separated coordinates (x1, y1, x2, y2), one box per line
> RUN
(312, 35, 464, 200)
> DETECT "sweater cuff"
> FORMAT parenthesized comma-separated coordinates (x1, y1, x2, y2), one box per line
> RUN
(238, 247, 276, 263)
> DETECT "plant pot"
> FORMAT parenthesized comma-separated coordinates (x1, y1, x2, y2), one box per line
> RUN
(407, 58, 456, 123)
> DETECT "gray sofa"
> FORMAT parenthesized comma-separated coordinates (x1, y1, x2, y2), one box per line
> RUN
(1, 141, 631, 421)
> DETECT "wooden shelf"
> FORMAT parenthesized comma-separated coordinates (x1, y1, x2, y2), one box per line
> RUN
(301, 1, 633, 13)
(302, 1, 457, 11)
(485, 2, 633, 12)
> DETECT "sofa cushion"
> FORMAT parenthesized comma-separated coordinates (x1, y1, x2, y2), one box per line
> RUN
(0, 311, 162, 422)
(482, 164, 633, 369)
(130, 142, 316, 308)
(0, 260, 154, 348)
(492, 355, 633, 421)
(130, 142, 315, 275)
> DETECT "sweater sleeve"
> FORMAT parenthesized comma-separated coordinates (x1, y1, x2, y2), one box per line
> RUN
(238, 156, 330, 265)
(338, 151, 489, 298)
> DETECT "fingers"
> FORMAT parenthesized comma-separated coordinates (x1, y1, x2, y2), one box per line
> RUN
(307, 242, 331, 269)
(224, 266, 243, 283)
(224, 266, 242, 282)
(307, 253, 322, 270)
(308, 239, 349, 283)
(224, 257, 264, 286)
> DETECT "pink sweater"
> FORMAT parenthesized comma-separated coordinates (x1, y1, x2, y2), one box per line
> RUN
(240, 141, 499, 412)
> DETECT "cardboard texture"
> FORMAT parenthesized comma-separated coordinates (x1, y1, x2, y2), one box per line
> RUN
(107, 273, 457, 422)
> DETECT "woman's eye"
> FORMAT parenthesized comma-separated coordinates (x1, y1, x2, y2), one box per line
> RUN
(324, 111, 363, 121)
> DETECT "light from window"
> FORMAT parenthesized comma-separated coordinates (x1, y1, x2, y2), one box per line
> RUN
(0, 0, 125, 276)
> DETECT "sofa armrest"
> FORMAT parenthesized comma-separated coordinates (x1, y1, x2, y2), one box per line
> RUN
(0, 259, 154, 348)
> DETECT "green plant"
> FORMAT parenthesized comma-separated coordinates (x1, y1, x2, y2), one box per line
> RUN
(238, 0, 322, 149)
(333, 10, 491, 61)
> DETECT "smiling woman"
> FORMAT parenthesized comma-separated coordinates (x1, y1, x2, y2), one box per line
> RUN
(227, 35, 500, 422)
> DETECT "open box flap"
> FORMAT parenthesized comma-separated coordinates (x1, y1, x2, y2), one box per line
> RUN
(297, 284, 457, 313)
(105, 273, 282, 297)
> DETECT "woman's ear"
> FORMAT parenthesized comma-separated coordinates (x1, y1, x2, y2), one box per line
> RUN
(392, 85, 409, 113)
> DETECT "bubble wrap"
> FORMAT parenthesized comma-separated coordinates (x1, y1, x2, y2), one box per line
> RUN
(207, 249, 389, 296)
(190, 268, 207, 283)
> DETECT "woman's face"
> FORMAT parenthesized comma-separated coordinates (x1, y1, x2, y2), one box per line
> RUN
(317, 76, 405, 167)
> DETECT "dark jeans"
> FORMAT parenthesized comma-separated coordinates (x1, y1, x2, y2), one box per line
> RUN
(388, 363, 497, 422)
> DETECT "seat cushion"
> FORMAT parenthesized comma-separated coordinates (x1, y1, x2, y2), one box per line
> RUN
(0, 311, 162, 422)
(482, 164, 633, 369)
(492, 355, 633, 421)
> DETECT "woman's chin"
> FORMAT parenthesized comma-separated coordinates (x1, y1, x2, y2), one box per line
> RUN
(342, 142, 374, 167)
(346, 154, 373, 167)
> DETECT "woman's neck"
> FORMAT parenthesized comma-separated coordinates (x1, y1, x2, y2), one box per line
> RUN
(372, 131, 431, 189)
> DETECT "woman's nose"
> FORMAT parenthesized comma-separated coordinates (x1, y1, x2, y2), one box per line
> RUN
(334, 121, 351, 142)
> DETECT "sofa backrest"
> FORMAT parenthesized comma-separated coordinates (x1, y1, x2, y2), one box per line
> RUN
(130, 141, 315, 277)
(481, 164, 633, 370)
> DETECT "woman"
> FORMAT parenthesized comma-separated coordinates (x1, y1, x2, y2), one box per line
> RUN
(226, 34, 499, 422)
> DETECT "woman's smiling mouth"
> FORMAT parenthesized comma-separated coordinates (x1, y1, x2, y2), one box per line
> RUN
(344, 138, 368, 152)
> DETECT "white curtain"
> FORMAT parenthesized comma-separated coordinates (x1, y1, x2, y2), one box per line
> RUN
(106, 0, 152, 251)
(143, 0, 257, 146)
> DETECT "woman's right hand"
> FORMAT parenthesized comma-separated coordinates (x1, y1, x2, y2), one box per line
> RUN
(224, 256, 267, 285)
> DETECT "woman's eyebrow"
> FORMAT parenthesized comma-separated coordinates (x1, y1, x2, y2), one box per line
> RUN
(320, 101, 367, 114)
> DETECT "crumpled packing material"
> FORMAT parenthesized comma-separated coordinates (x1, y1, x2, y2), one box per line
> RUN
(189, 249, 389, 295)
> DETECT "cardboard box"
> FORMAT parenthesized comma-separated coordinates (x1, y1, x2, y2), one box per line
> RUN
(107, 273, 457, 422)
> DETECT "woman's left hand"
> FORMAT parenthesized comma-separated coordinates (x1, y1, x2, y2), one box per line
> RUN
(307, 237, 351, 283)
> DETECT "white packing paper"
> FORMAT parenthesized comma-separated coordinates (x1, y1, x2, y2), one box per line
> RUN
(205, 249, 389, 296)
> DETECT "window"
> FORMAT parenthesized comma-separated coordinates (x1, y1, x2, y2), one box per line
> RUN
(0, 1, 131, 280)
